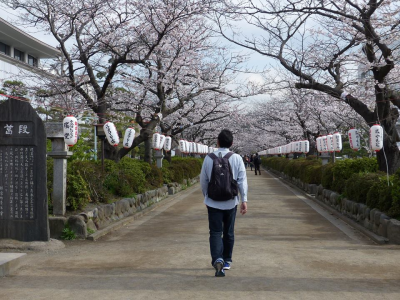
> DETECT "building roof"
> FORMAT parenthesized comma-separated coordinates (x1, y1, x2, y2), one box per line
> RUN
(0, 17, 60, 59)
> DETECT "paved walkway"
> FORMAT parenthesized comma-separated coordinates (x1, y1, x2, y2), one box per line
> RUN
(1, 169, 400, 300)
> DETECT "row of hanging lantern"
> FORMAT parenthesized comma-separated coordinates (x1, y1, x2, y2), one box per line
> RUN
(61, 116, 384, 154)
(152, 133, 172, 152)
(178, 139, 216, 155)
(264, 140, 310, 155)
(62, 118, 139, 149)
(315, 125, 383, 153)
(316, 132, 343, 153)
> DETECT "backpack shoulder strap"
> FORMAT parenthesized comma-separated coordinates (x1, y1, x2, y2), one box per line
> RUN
(208, 153, 218, 160)
(223, 152, 235, 159)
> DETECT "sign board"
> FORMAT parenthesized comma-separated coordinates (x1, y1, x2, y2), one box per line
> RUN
(0, 99, 49, 241)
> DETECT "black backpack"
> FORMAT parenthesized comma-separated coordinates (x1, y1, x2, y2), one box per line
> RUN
(207, 152, 239, 201)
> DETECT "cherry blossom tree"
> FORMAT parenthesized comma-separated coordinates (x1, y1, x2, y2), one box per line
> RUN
(244, 86, 369, 155)
(107, 12, 258, 162)
(215, 0, 400, 173)
(4, 0, 224, 160)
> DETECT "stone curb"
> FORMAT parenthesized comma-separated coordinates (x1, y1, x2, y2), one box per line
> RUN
(264, 167, 388, 245)
(87, 183, 199, 241)
(0, 253, 27, 277)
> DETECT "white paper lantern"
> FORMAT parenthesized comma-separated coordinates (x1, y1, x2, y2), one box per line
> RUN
(327, 134, 334, 152)
(152, 133, 161, 150)
(370, 124, 383, 152)
(321, 136, 328, 152)
(317, 137, 322, 152)
(123, 127, 135, 149)
(303, 140, 310, 153)
(164, 136, 172, 151)
(333, 132, 342, 152)
(348, 128, 361, 151)
(158, 135, 166, 150)
(299, 141, 303, 153)
(179, 140, 186, 152)
(104, 121, 120, 147)
(185, 141, 190, 153)
(63, 115, 78, 146)
(293, 141, 299, 152)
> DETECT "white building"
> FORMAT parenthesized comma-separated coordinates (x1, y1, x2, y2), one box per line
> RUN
(0, 16, 60, 85)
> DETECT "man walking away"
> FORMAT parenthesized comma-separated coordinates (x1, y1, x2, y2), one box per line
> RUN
(254, 153, 261, 175)
(200, 129, 248, 277)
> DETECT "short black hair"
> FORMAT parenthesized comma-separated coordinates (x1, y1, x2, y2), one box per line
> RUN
(218, 129, 233, 148)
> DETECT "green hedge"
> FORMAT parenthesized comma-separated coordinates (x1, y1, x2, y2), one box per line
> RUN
(344, 172, 384, 204)
(262, 156, 322, 184)
(47, 157, 203, 212)
(262, 156, 400, 219)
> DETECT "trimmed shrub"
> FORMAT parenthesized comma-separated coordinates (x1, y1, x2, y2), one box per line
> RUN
(321, 163, 335, 190)
(262, 157, 288, 172)
(366, 176, 393, 213)
(345, 172, 383, 204)
(302, 164, 323, 184)
(331, 158, 378, 194)
(47, 156, 202, 212)
(66, 171, 91, 210)
(69, 160, 110, 203)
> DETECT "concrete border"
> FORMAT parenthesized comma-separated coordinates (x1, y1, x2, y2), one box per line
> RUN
(265, 168, 387, 245)
(0, 253, 26, 277)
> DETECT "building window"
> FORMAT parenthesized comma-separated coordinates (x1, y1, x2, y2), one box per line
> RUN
(14, 48, 24, 61)
(0, 42, 10, 55)
(28, 55, 37, 67)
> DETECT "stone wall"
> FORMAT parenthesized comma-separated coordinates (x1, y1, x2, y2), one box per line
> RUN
(49, 176, 200, 239)
(268, 169, 400, 244)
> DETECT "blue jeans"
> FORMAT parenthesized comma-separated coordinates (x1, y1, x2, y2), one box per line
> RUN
(207, 205, 237, 266)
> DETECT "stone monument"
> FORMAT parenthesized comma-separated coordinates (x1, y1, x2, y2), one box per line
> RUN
(0, 99, 50, 241)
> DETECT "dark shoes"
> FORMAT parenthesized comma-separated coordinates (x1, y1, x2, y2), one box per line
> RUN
(214, 259, 225, 277)
(223, 261, 231, 270)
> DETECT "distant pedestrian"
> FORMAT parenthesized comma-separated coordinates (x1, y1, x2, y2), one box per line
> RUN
(249, 154, 254, 171)
(200, 129, 248, 277)
(243, 155, 249, 169)
(254, 153, 261, 175)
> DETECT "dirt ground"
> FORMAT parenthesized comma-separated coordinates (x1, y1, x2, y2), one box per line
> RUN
(1, 169, 400, 300)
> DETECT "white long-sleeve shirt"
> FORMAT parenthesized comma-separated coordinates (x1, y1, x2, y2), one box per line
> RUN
(200, 148, 248, 210)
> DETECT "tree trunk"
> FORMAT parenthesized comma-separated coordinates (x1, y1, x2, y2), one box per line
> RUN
(377, 137, 400, 174)
(164, 150, 172, 163)
(104, 141, 120, 161)
(377, 114, 400, 174)
(144, 137, 153, 164)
